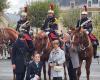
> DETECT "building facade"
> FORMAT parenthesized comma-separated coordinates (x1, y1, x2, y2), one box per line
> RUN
(57, 0, 100, 17)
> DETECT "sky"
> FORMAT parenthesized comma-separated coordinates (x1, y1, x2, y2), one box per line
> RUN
(6, 0, 38, 13)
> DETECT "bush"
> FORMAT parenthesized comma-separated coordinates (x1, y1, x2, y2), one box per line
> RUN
(62, 9, 80, 27)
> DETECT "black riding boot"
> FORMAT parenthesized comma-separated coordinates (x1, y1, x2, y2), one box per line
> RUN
(93, 45, 99, 58)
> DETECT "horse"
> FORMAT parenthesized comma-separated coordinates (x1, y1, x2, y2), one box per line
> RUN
(72, 28, 93, 80)
(34, 31, 67, 80)
(0, 27, 18, 59)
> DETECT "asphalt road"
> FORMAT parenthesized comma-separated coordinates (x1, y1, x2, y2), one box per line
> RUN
(0, 51, 100, 80)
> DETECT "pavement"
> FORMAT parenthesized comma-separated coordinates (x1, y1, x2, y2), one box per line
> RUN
(0, 50, 100, 80)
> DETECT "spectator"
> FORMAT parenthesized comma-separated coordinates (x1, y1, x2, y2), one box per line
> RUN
(26, 52, 43, 80)
(11, 33, 29, 80)
(48, 40, 65, 80)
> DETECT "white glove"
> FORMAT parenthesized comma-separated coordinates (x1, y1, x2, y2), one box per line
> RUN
(45, 31, 50, 35)
(85, 30, 89, 34)
(31, 75, 39, 80)
(84, 29, 89, 34)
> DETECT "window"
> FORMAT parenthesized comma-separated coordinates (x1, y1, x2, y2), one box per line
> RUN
(70, 1, 75, 8)
(70, 3, 75, 8)
(92, 0, 98, 4)
(79, 0, 87, 4)
(88, 1, 92, 7)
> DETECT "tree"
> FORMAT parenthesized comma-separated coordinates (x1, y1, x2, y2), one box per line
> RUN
(28, 1, 59, 28)
(92, 14, 100, 40)
(0, 0, 9, 12)
(62, 9, 80, 28)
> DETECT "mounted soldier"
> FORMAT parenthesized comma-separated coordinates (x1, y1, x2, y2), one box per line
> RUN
(41, 3, 59, 41)
(16, 10, 35, 60)
(76, 5, 93, 34)
(76, 5, 99, 58)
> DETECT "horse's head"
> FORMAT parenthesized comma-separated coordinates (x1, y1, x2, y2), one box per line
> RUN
(0, 28, 10, 44)
(34, 32, 52, 61)
(0, 27, 19, 45)
(34, 32, 49, 53)
(74, 27, 90, 50)
(4, 28, 19, 43)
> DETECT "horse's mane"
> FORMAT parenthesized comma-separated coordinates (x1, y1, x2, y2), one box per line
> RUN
(76, 28, 90, 46)
(0, 27, 19, 41)
(4, 27, 19, 34)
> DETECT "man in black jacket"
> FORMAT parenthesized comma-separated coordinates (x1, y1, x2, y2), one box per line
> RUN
(16, 12, 35, 58)
(11, 33, 30, 80)
(76, 11, 93, 34)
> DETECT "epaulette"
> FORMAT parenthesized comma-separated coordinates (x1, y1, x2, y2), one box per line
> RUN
(53, 18, 58, 24)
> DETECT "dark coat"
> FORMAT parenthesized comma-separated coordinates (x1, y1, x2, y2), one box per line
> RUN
(42, 16, 58, 31)
(76, 17, 93, 33)
(16, 19, 30, 33)
(11, 39, 29, 73)
(26, 61, 43, 80)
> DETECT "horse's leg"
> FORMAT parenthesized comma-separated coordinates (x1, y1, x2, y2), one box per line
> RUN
(48, 64, 51, 80)
(86, 58, 92, 80)
(7, 48, 11, 59)
(0, 49, 3, 59)
(5, 47, 8, 59)
(3, 45, 8, 59)
(43, 61, 47, 80)
(77, 60, 83, 80)
(63, 62, 67, 80)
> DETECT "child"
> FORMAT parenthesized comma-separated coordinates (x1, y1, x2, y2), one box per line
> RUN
(26, 52, 43, 80)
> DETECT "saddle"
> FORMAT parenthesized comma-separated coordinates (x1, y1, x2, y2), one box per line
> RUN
(48, 31, 58, 41)
(24, 33, 32, 40)
(88, 33, 99, 46)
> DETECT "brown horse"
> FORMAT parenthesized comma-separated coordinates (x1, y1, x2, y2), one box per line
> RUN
(73, 28, 93, 80)
(0, 27, 18, 47)
(0, 27, 18, 58)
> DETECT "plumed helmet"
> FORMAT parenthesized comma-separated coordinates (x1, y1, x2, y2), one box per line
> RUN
(81, 11, 88, 15)
(20, 12, 27, 17)
(48, 3, 55, 14)
(48, 9, 54, 14)
(81, 5, 88, 15)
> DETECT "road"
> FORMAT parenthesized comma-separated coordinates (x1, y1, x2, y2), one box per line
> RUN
(0, 51, 100, 80)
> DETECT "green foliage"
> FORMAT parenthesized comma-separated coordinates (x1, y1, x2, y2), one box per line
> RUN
(28, 1, 59, 28)
(92, 14, 100, 40)
(92, 14, 100, 26)
(0, 0, 9, 12)
(62, 9, 80, 27)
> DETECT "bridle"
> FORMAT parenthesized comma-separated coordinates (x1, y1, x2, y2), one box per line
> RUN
(77, 31, 90, 51)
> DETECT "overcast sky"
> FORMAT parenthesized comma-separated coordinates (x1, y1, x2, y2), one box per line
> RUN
(6, 0, 39, 13)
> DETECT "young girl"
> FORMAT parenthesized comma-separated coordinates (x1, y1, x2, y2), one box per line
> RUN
(26, 52, 43, 80)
